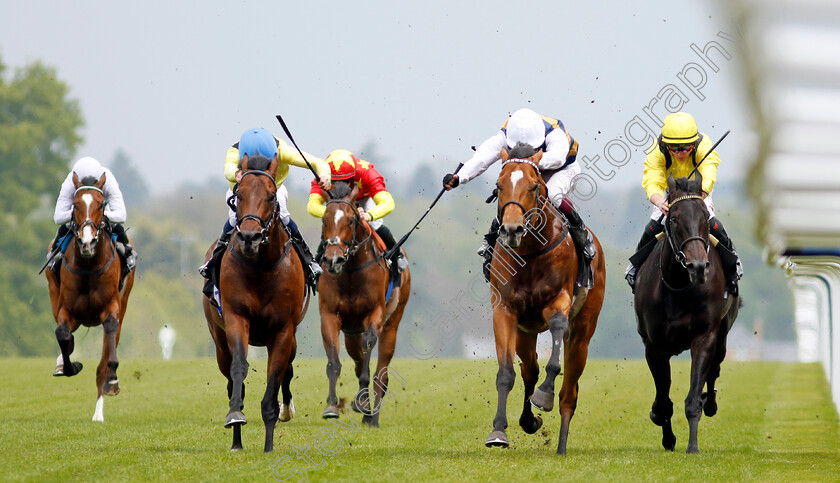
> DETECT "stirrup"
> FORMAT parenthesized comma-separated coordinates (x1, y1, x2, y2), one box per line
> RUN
(477, 240, 491, 257)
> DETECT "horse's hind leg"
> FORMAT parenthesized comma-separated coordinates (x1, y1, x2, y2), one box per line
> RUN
(98, 313, 122, 396)
(344, 332, 368, 414)
(686, 333, 716, 454)
(320, 313, 342, 419)
(645, 345, 676, 451)
(554, 320, 597, 456)
(263, 329, 296, 453)
(358, 325, 379, 425)
(516, 331, 543, 435)
(531, 311, 569, 412)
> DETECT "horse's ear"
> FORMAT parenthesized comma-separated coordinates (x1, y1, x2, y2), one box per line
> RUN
(667, 173, 676, 193)
(95, 172, 107, 189)
(500, 146, 510, 162)
(241, 154, 250, 172)
(349, 182, 360, 201)
(268, 158, 279, 178)
(72, 172, 81, 189)
(532, 150, 543, 165)
(693, 170, 703, 193)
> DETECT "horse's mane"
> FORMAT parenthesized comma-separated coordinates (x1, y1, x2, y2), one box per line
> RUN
(673, 176, 702, 195)
(244, 155, 272, 172)
(328, 180, 354, 199)
(507, 142, 537, 160)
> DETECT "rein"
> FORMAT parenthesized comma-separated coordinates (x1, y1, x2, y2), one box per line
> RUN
(660, 193, 710, 291)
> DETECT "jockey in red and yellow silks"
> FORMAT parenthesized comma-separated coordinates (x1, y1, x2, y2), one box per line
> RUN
(307, 149, 406, 270)
(625, 112, 742, 295)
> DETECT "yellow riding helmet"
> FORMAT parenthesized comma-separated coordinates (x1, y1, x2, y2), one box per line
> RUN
(325, 149, 358, 180)
(661, 112, 699, 144)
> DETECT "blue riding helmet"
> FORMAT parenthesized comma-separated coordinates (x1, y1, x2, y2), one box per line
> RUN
(238, 128, 278, 160)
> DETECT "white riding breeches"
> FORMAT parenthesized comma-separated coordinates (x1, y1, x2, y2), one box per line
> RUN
(543, 163, 580, 208)
(359, 197, 382, 230)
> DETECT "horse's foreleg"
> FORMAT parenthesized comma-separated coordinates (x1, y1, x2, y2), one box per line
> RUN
(703, 326, 729, 418)
(686, 332, 715, 454)
(645, 344, 676, 451)
(263, 328, 296, 453)
(515, 331, 542, 435)
(99, 314, 121, 397)
(54, 311, 82, 377)
(486, 307, 517, 448)
(223, 318, 250, 444)
(531, 311, 569, 412)
(320, 313, 342, 419)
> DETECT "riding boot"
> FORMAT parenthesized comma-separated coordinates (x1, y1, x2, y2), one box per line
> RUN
(47, 224, 70, 272)
(478, 218, 500, 283)
(286, 218, 322, 293)
(563, 205, 596, 291)
(111, 223, 137, 272)
(376, 225, 408, 271)
(200, 221, 234, 302)
(314, 238, 326, 265)
(709, 217, 742, 297)
(625, 218, 665, 291)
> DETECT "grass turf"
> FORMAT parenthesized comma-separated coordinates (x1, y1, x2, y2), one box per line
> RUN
(0, 358, 837, 482)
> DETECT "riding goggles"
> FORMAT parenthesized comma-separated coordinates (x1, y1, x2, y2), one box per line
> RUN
(667, 143, 694, 153)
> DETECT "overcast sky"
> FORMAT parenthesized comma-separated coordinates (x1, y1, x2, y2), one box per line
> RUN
(0, 0, 752, 196)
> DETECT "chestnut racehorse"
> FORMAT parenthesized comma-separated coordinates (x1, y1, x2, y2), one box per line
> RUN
(202, 155, 308, 452)
(634, 173, 740, 454)
(485, 143, 605, 455)
(318, 181, 411, 427)
(45, 172, 135, 422)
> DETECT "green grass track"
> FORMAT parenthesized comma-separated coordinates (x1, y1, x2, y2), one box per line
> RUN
(1, 358, 837, 482)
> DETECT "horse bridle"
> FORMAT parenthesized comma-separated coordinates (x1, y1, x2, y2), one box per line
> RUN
(663, 194, 710, 270)
(232, 170, 278, 244)
(323, 199, 373, 260)
(497, 159, 547, 225)
(71, 185, 108, 245)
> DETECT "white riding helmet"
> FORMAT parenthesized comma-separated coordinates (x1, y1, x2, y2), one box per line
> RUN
(72, 156, 106, 179)
(505, 108, 546, 149)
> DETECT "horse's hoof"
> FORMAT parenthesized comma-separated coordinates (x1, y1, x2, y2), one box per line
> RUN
(352, 398, 370, 414)
(322, 406, 340, 419)
(702, 391, 718, 417)
(520, 414, 543, 434)
(104, 379, 120, 396)
(485, 430, 510, 448)
(225, 411, 247, 428)
(686, 446, 700, 454)
(662, 433, 676, 451)
(279, 399, 295, 422)
(530, 388, 554, 412)
(60, 361, 83, 377)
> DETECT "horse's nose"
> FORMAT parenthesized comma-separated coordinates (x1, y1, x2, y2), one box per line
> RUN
(240, 231, 263, 246)
(327, 255, 345, 273)
(499, 223, 525, 238)
(686, 259, 710, 283)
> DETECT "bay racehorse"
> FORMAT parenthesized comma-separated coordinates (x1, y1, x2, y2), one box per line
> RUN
(202, 155, 309, 452)
(318, 181, 411, 427)
(45, 172, 135, 422)
(634, 173, 740, 453)
(486, 143, 605, 455)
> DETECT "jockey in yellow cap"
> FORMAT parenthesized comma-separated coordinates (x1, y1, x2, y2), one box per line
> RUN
(625, 112, 742, 295)
(307, 149, 407, 271)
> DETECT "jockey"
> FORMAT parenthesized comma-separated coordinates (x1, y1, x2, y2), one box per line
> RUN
(307, 149, 408, 271)
(624, 112, 743, 295)
(199, 127, 331, 295)
(442, 108, 596, 288)
(49, 156, 136, 272)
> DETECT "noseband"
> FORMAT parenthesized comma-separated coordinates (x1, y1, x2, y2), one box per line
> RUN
(323, 199, 372, 260)
(72, 185, 107, 245)
(234, 170, 278, 244)
(663, 194, 710, 269)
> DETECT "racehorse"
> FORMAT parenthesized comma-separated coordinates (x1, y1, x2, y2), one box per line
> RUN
(45, 172, 135, 422)
(634, 173, 740, 454)
(202, 155, 308, 452)
(486, 143, 605, 455)
(318, 181, 411, 427)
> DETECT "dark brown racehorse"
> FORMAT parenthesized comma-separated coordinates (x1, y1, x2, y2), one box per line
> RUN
(45, 172, 135, 422)
(318, 181, 411, 427)
(485, 144, 605, 455)
(202, 155, 308, 452)
(634, 173, 740, 454)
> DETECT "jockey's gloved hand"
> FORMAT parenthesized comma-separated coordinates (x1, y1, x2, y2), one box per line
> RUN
(443, 173, 459, 190)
